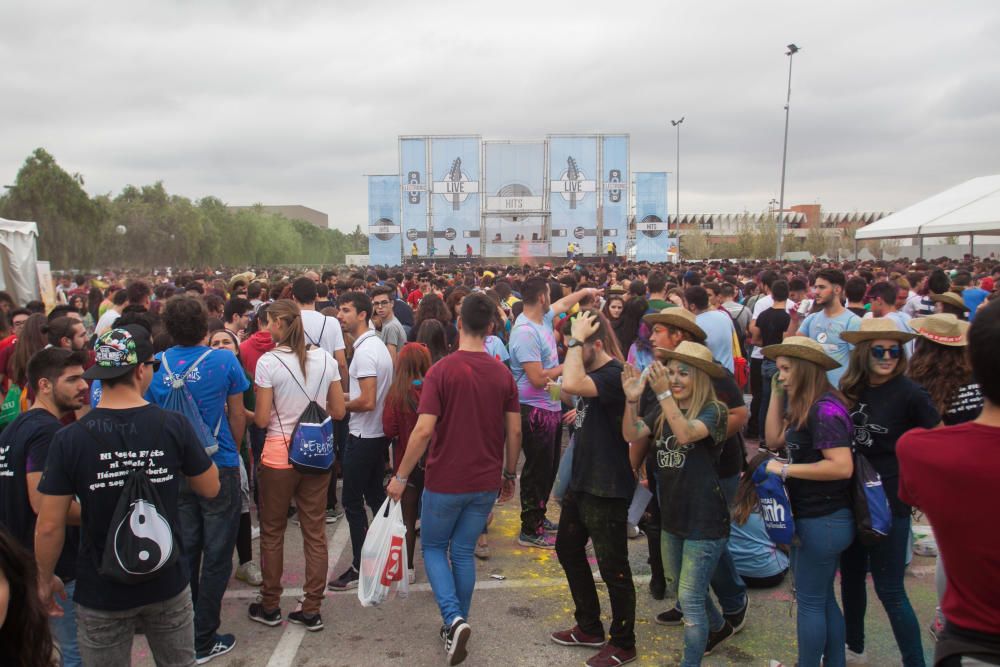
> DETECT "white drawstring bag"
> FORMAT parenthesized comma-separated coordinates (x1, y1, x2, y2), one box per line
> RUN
(357, 498, 409, 607)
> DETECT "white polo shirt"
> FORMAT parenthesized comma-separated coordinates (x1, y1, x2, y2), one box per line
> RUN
(348, 330, 393, 438)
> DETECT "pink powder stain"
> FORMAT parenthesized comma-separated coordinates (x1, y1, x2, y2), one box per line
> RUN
(765, 590, 794, 602)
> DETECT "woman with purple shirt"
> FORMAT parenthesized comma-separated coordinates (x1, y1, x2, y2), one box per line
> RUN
(761, 337, 855, 667)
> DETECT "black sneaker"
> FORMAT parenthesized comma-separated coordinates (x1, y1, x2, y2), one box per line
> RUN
(445, 617, 471, 666)
(655, 607, 683, 626)
(704, 620, 735, 656)
(195, 634, 236, 664)
(288, 610, 324, 632)
(248, 602, 282, 627)
(327, 565, 359, 590)
(724, 599, 749, 634)
(542, 517, 559, 533)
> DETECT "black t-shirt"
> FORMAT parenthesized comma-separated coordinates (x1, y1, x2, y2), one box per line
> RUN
(785, 393, 853, 518)
(569, 359, 634, 500)
(712, 370, 748, 479)
(848, 306, 868, 318)
(643, 398, 729, 539)
(393, 298, 415, 328)
(850, 375, 940, 516)
(943, 382, 983, 425)
(756, 307, 791, 348)
(38, 404, 213, 612)
(0, 409, 79, 581)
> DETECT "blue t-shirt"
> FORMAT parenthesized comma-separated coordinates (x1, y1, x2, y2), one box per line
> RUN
(962, 287, 989, 321)
(508, 311, 559, 411)
(696, 310, 736, 374)
(729, 512, 790, 579)
(484, 335, 509, 364)
(798, 309, 861, 388)
(145, 345, 250, 468)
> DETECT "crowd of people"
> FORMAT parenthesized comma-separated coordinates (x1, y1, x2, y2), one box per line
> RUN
(0, 254, 998, 667)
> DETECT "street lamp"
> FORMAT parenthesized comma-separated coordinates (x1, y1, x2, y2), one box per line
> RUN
(776, 43, 800, 260)
(670, 117, 684, 244)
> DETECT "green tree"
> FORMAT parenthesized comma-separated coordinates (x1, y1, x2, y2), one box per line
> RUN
(679, 228, 710, 260)
(804, 225, 827, 257)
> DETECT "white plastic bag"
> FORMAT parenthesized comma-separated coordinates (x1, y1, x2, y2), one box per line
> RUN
(357, 497, 409, 607)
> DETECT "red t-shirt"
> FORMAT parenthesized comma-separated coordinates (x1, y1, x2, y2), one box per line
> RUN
(418, 350, 519, 494)
(898, 421, 1000, 635)
(407, 290, 423, 309)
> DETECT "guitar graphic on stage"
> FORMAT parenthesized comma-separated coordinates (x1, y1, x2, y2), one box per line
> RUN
(448, 158, 462, 211)
(566, 156, 580, 210)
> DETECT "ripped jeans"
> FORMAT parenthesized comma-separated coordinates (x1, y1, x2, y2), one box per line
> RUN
(662, 532, 727, 667)
(519, 404, 562, 536)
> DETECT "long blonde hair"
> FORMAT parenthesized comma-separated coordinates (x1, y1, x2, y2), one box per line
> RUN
(268, 299, 308, 378)
(785, 357, 843, 429)
(654, 360, 719, 438)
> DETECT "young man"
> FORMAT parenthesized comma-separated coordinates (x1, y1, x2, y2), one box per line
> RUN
(46, 316, 90, 352)
(145, 296, 249, 663)
(750, 280, 794, 432)
(329, 291, 393, 590)
(792, 268, 861, 387)
(646, 271, 671, 312)
(223, 297, 253, 339)
(550, 311, 637, 667)
(898, 299, 1000, 666)
(845, 277, 869, 318)
(94, 288, 128, 336)
(685, 286, 735, 374)
(386, 293, 521, 666)
(719, 283, 750, 335)
(291, 277, 348, 386)
(35, 326, 220, 665)
(0, 348, 88, 665)
(371, 285, 406, 366)
(747, 270, 782, 439)
(508, 279, 597, 548)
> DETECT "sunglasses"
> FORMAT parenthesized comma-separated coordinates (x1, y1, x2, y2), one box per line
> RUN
(869, 345, 902, 360)
(144, 360, 162, 372)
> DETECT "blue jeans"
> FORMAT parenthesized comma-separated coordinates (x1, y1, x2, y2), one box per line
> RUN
(662, 532, 728, 667)
(178, 466, 241, 652)
(841, 513, 926, 666)
(760, 359, 778, 434)
(421, 489, 496, 626)
(51, 578, 80, 666)
(342, 434, 389, 569)
(792, 508, 856, 667)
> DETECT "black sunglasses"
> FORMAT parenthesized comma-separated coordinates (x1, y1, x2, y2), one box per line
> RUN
(144, 360, 162, 372)
(869, 345, 902, 360)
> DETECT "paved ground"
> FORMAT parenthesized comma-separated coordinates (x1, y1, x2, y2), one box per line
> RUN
(126, 481, 939, 666)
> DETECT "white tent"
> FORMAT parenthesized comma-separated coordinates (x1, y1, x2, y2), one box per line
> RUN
(0, 218, 40, 305)
(855, 175, 1000, 241)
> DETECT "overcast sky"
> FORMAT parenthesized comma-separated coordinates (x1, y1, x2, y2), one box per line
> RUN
(2, 0, 998, 233)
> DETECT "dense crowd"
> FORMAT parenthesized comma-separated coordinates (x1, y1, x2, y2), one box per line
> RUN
(0, 255, 999, 667)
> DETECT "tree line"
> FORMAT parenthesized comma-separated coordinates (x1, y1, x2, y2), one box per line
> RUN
(0, 149, 368, 270)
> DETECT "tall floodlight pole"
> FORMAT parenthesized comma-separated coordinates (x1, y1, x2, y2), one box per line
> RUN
(671, 117, 684, 251)
(776, 43, 799, 260)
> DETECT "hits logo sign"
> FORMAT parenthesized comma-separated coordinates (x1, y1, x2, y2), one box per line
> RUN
(380, 534, 404, 586)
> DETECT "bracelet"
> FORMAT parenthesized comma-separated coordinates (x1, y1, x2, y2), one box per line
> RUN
(394, 474, 408, 484)
(626, 399, 639, 404)
(780, 463, 789, 482)
(656, 389, 672, 402)
(502, 469, 517, 481)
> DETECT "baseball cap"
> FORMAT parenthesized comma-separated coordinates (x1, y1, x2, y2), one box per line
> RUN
(84, 325, 155, 380)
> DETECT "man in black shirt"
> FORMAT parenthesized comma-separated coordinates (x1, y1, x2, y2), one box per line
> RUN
(35, 326, 221, 666)
(752, 280, 793, 431)
(551, 310, 637, 667)
(0, 347, 88, 664)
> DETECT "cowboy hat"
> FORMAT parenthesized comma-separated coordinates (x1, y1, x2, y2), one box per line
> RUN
(840, 317, 918, 344)
(762, 336, 841, 370)
(642, 308, 707, 343)
(930, 291, 967, 312)
(908, 313, 970, 347)
(654, 341, 725, 378)
(228, 271, 256, 292)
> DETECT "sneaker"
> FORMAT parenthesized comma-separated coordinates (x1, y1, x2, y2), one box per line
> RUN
(550, 625, 605, 648)
(325, 508, 344, 524)
(248, 602, 282, 627)
(288, 610, 324, 632)
(444, 617, 471, 666)
(251, 525, 260, 540)
(542, 517, 559, 533)
(196, 634, 236, 664)
(627, 524, 645, 539)
(655, 607, 683, 626)
(845, 645, 868, 664)
(408, 568, 416, 585)
(648, 576, 666, 601)
(724, 598, 749, 634)
(235, 561, 263, 586)
(517, 533, 555, 549)
(474, 543, 491, 560)
(704, 620, 734, 656)
(327, 565, 360, 590)
(585, 644, 637, 667)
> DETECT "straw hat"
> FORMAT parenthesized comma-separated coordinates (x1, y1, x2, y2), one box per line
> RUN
(930, 291, 968, 312)
(654, 341, 725, 378)
(840, 317, 918, 344)
(761, 336, 841, 370)
(228, 271, 256, 292)
(908, 313, 969, 347)
(642, 308, 707, 343)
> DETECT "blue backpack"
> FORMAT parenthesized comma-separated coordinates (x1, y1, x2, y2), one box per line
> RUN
(852, 450, 892, 545)
(271, 353, 335, 474)
(159, 349, 222, 456)
(751, 460, 796, 545)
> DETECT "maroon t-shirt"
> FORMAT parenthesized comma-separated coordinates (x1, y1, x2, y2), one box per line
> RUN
(898, 422, 1000, 635)
(418, 350, 519, 494)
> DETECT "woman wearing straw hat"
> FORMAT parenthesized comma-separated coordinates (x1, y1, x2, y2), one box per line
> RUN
(622, 342, 734, 664)
(837, 319, 940, 666)
(760, 336, 855, 667)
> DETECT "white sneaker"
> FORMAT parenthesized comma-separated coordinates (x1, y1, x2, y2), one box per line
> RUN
(235, 561, 263, 586)
(251, 525, 260, 541)
(408, 568, 416, 585)
(846, 645, 868, 664)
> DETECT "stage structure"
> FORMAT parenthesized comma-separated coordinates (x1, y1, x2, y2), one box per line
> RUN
(367, 134, 673, 264)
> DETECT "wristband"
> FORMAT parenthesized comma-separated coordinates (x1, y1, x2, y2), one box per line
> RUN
(502, 469, 517, 481)
(656, 389, 673, 402)
(780, 464, 789, 482)
(626, 399, 639, 405)
(394, 474, 408, 484)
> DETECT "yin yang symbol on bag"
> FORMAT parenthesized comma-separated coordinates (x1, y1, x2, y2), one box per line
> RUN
(113, 499, 174, 575)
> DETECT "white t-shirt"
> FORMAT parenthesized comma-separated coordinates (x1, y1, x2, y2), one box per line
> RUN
(254, 347, 340, 440)
(348, 330, 393, 438)
(94, 307, 122, 336)
(301, 309, 346, 357)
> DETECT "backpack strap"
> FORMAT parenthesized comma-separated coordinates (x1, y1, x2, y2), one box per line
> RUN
(269, 351, 328, 447)
(161, 348, 214, 383)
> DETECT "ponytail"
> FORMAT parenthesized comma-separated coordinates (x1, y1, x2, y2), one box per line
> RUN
(268, 299, 308, 379)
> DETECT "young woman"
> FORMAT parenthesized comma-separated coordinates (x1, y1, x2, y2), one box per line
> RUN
(760, 336, 855, 667)
(0, 526, 56, 667)
(415, 318, 449, 364)
(620, 297, 650, 369)
(623, 342, 732, 665)
(209, 328, 263, 588)
(837, 318, 939, 666)
(249, 299, 345, 631)
(382, 343, 433, 583)
(408, 294, 458, 350)
(602, 294, 625, 340)
(730, 451, 791, 589)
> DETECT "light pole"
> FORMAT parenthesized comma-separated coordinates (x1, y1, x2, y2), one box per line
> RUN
(670, 117, 684, 248)
(776, 43, 799, 260)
